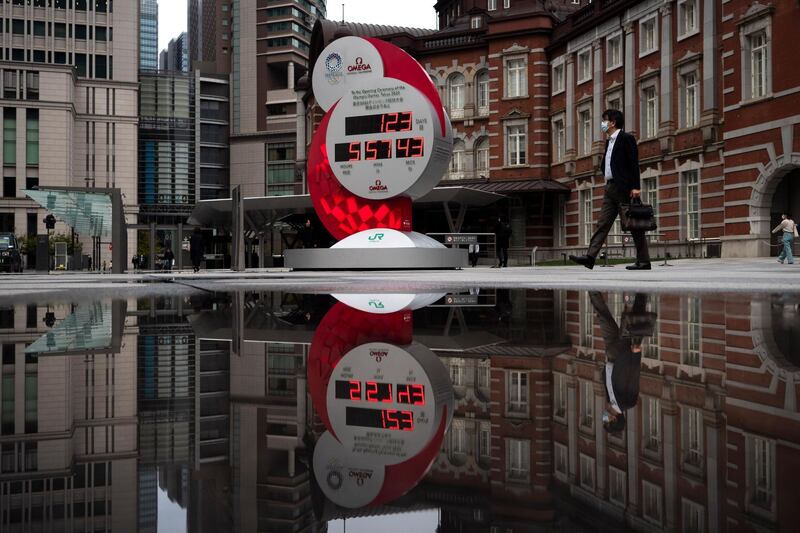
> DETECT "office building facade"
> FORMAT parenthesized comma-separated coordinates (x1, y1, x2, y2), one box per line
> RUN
(230, 0, 326, 198)
(160, 32, 190, 73)
(141, 0, 159, 70)
(188, 0, 233, 76)
(0, 0, 139, 267)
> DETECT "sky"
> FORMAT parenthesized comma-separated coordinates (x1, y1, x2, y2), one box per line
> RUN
(158, 0, 437, 52)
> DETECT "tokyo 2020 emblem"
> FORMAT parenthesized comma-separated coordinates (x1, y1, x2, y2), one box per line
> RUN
(325, 52, 343, 85)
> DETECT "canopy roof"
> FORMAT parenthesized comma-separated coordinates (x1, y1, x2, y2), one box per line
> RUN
(24, 188, 114, 238)
(188, 186, 506, 232)
(25, 302, 115, 356)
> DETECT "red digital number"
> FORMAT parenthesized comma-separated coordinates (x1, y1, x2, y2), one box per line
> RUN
(410, 384, 425, 406)
(348, 380, 361, 401)
(410, 137, 424, 158)
(381, 410, 414, 431)
(381, 409, 399, 430)
(399, 411, 414, 431)
(397, 384, 411, 404)
(397, 112, 412, 131)
(348, 141, 360, 161)
(366, 381, 378, 402)
(381, 113, 398, 133)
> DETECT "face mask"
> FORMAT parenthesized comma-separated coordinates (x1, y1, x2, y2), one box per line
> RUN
(602, 411, 610, 423)
(601, 121, 610, 133)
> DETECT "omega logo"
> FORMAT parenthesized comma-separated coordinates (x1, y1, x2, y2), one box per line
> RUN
(369, 349, 389, 362)
(348, 56, 372, 73)
(348, 469, 374, 486)
(369, 179, 388, 193)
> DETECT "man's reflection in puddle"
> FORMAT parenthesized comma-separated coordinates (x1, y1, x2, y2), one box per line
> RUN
(590, 291, 656, 434)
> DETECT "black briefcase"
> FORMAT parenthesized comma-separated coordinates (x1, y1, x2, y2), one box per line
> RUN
(621, 198, 658, 232)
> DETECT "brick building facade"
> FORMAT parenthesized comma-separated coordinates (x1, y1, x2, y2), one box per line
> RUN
(304, 0, 800, 259)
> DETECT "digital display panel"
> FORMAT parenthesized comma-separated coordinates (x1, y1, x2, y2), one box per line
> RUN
(346, 407, 414, 431)
(334, 381, 425, 405)
(345, 112, 413, 136)
(334, 138, 425, 163)
(396, 384, 425, 405)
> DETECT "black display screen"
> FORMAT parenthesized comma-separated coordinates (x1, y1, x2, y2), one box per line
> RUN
(346, 406, 414, 431)
(345, 112, 413, 136)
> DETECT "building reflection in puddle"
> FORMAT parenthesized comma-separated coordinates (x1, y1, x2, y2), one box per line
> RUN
(0, 290, 798, 531)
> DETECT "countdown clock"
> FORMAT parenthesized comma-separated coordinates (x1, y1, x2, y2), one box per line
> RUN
(308, 298, 454, 509)
(313, 341, 453, 509)
(324, 77, 453, 201)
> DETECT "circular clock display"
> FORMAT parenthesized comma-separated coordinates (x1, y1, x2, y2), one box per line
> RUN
(325, 341, 452, 462)
(325, 78, 452, 201)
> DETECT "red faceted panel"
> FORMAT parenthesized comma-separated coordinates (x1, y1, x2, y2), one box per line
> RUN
(308, 106, 412, 241)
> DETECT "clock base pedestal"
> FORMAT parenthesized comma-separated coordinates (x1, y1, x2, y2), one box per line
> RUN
(285, 229, 467, 270)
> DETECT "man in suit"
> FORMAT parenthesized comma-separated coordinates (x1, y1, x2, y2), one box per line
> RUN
(589, 291, 651, 434)
(570, 110, 651, 270)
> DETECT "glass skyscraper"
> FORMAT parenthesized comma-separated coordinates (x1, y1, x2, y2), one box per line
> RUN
(141, 0, 159, 70)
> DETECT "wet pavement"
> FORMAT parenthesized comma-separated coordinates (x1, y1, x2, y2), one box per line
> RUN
(0, 287, 799, 531)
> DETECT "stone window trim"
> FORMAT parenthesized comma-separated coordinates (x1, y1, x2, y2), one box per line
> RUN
(677, 159, 703, 242)
(745, 434, 776, 520)
(676, 60, 701, 131)
(638, 12, 660, 58)
(579, 453, 596, 492)
(576, 46, 592, 85)
(551, 112, 566, 164)
(576, 102, 592, 158)
(605, 31, 623, 72)
(505, 369, 530, 418)
(506, 438, 530, 484)
(609, 466, 627, 507)
(503, 119, 528, 168)
(605, 87, 624, 112)
(639, 76, 659, 140)
(643, 481, 664, 526)
(677, 0, 701, 41)
(738, 8, 773, 104)
(553, 442, 569, 482)
(503, 54, 528, 99)
(551, 55, 566, 95)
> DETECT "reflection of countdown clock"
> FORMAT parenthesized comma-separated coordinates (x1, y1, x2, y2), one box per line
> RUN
(312, 341, 453, 509)
(325, 78, 453, 201)
(326, 342, 452, 459)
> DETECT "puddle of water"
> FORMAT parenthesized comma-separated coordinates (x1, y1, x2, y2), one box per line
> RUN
(0, 289, 798, 531)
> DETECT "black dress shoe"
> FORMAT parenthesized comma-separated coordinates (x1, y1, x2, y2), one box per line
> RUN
(626, 262, 652, 271)
(569, 255, 595, 270)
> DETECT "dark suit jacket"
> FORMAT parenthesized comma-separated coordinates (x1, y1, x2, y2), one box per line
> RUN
(605, 349, 642, 411)
(600, 130, 641, 194)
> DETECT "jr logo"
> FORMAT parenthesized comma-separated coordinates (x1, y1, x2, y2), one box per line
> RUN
(368, 233, 385, 242)
(368, 300, 385, 309)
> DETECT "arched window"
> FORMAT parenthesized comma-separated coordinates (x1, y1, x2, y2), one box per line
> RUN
(450, 139, 466, 179)
(475, 137, 490, 177)
(476, 70, 490, 115)
(448, 73, 465, 118)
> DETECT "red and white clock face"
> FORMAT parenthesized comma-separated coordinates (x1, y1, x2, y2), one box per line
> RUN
(325, 342, 443, 460)
(308, 35, 453, 240)
(325, 79, 451, 200)
(313, 341, 453, 509)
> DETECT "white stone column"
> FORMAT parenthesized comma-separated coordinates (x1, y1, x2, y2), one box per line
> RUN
(565, 54, 576, 154)
(624, 24, 635, 135)
(663, 401, 678, 530)
(568, 379, 578, 483)
(659, 4, 674, 155)
(592, 39, 603, 145)
(287, 61, 295, 90)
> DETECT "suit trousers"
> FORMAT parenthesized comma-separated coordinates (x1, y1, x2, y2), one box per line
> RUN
(588, 182, 650, 263)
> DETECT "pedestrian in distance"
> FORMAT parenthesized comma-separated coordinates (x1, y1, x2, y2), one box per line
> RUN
(163, 247, 175, 271)
(190, 228, 205, 273)
(468, 241, 480, 267)
(570, 109, 652, 271)
(493, 216, 511, 268)
(773, 212, 798, 265)
(132, 255, 139, 272)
